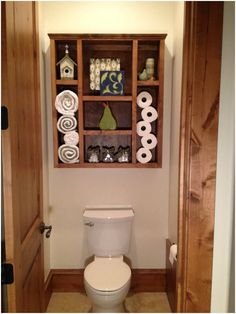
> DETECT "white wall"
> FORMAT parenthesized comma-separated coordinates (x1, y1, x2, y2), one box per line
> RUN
(40, 1, 177, 269)
(168, 2, 184, 243)
(211, 2, 235, 312)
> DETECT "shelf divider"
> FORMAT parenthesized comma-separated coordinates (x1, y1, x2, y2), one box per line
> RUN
(77, 39, 84, 163)
(83, 130, 132, 136)
(56, 79, 78, 85)
(82, 95, 132, 102)
(137, 80, 160, 86)
(132, 40, 138, 163)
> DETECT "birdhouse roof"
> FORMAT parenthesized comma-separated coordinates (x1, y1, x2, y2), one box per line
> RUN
(56, 54, 77, 66)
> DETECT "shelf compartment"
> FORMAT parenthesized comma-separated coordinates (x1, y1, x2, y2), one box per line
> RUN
(83, 101, 132, 130)
(56, 85, 78, 95)
(83, 130, 132, 136)
(84, 134, 132, 163)
(82, 40, 133, 96)
(138, 41, 159, 81)
(55, 40, 78, 80)
(136, 86, 159, 164)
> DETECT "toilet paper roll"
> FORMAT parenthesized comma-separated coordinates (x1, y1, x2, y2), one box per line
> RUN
(136, 147, 152, 163)
(141, 133, 158, 150)
(136, 121, 152, 137)
(141, 106, 158, 122)
(169, 244, 177, 265)
(137, 91, 153, 108)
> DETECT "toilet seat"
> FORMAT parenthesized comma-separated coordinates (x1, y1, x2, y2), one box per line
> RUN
(84, 256, 131, 292)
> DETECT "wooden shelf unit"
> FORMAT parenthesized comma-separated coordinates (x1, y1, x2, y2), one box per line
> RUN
(49, 34, 166, 168)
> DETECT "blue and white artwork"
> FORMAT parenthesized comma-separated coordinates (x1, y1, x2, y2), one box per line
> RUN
(100, 71, 124, 96)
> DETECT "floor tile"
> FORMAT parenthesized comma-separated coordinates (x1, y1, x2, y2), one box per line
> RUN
(46, 292, 171, 313)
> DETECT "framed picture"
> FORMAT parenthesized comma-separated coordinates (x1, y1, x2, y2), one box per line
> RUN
(100, 71, 124, 96)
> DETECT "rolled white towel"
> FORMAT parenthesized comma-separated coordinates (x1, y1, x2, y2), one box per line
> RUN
(57, 115, 77, 134)
(55, 90, 78, 115)
(58, 144, 79, 163)
(64, 131, 79, 145)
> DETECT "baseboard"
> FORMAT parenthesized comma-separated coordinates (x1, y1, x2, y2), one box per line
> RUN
(44, 267, 166, 309)
(44, 270, 53, 311)
(166, 239, 177, 312)
(131, 269, 166, 292)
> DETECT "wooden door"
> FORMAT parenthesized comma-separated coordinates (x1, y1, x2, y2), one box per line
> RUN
(1, 2, 44, 312)
(177, 2, 224, 312)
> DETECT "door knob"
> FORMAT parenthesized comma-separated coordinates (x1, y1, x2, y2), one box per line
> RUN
(39, 222, 52, 238)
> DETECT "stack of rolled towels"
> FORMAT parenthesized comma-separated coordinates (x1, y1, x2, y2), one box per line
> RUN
(136, 91, 158, 163)
(55, 90, 79, 163)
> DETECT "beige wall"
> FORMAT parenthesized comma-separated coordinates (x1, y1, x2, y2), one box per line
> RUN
(211, 2, 235, 312)
(168, 2, 184, 243)
(41, 1, 178, 269)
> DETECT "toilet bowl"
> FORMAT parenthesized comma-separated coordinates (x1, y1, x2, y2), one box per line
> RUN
(83, 206, 134, 313)
(84, 256, 131, 313)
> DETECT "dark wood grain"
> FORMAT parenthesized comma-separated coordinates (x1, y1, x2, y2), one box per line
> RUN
(177, 2, 223, 312)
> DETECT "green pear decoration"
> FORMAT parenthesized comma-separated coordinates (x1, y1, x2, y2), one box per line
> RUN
(99, 102, 117, 130)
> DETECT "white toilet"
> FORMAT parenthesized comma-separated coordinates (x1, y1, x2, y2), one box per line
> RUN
(83, 206, 134, 313)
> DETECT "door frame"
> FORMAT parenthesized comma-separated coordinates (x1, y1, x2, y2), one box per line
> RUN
(177, 2, 224, 312)
(1, 1, 45, 312)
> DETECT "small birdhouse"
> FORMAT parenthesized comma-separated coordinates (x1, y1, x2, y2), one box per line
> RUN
(57, 45, 77, 80)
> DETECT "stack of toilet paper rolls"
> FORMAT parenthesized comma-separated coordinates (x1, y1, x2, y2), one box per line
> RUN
(55, 90, 80, 163)
(136, 91, 158, 163)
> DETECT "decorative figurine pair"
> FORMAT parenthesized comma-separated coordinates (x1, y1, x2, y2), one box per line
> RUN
(87, 146, 130, 163)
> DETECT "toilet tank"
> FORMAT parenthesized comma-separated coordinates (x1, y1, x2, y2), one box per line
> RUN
(83, 206, 134, 257)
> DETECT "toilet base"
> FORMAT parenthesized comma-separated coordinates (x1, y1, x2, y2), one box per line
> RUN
(92, 302, 125, 313)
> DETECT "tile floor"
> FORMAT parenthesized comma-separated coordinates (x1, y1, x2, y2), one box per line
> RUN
(46, 292, 171, 313)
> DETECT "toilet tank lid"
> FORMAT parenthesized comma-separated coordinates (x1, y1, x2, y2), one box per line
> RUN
(83, 206, 134, 220)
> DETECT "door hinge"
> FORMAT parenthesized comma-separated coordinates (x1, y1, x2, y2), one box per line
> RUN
(1, 263, 14, 284)
(1, 106, 8, 130)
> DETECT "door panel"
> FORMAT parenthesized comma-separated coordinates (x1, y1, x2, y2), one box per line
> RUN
(2, 1, 44, 312)
(177, 2, 223, 312)
(23, 248, 42, 312)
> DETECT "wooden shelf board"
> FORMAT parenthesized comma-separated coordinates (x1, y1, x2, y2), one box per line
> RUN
(83, 95, 132, 102)
(55, 162, 161, 168)
(56, 79, 78, 85)
(83, 130, 132, 136)
(48, 33, 167, 40)
(137, 80, 159, 86)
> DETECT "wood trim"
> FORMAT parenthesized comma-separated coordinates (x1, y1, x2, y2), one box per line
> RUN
(77, 39, 84, 163)
(131, 269, 166, 293)
(1, 2, 18, 311)
(131, 40, 138, 163)
(166, 239, 177, 312)
(44, 271, 53, 312)
(44, 268, 166, 303)
(50, 38, 58, 167)
(157, 39, 165, 167)
(177, 2, 223, 312)
(48, 33, 167, 40)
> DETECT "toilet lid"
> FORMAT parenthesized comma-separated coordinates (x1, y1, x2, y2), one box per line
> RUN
(84, 257, 131, 292)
